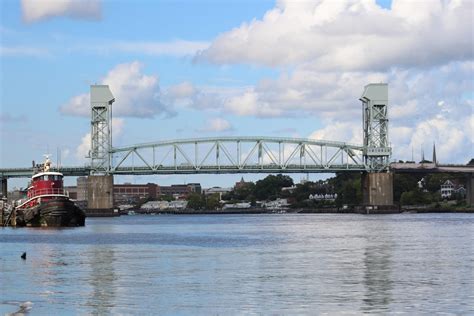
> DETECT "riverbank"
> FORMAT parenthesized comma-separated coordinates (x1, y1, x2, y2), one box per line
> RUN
(122, 206, 474, 216)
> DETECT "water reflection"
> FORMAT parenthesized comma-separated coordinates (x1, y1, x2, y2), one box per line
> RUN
(361, 234, 394, 312)
(86, 226, 117, 315)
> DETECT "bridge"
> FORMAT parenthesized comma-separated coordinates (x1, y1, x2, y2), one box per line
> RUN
(1, 84, 473, 209)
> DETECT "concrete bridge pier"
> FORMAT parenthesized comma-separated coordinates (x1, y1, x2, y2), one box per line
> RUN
(362, 172, 394, 206)
(1, 178, 7, 199)
(467, 173, 474, 206)
(87, 175, 115, 216)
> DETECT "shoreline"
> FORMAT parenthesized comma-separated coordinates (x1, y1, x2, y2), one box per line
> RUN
(121, 206, 474, 216)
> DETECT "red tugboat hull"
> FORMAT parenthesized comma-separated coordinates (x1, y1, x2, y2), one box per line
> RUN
(16, 197, 86, 227)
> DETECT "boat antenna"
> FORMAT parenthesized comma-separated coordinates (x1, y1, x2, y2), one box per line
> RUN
(57, 147, 60, 170)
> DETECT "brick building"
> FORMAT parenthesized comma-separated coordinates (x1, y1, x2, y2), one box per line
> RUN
(66, 178, 201, 203)
(159, 184, 191, 198)
(114, 183, 158, 203)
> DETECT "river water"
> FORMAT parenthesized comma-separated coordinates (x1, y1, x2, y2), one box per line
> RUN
(1, 213, 473, 315)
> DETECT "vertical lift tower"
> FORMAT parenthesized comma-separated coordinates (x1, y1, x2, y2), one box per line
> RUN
(87, 85, 115, 214)
(360, 83, 393, 206)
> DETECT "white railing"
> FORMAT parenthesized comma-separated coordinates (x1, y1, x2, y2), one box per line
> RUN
(29, 188, 68, 198)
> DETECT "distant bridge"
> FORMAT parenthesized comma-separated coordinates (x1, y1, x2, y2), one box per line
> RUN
(390, 163, 474, 174)
(1, 84, 391, 178)
(1, 83, 472, 206)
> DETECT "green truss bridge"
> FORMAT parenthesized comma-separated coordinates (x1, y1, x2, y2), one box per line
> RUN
(2, 84, 473, 207)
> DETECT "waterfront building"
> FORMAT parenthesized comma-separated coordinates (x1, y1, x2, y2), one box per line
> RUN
(187, 183, 202, 194)
(114, 183, 158, 203)
(66, 179, 201, 204)
(222, 202, 251, 209)
(281, 185, 297, 193)
(262, 198, 289, 209)
(440, 180, 466, 199)
(159, 184, 192, 199)
(203, 187, 233, 200)
(309, 193, 337, 200)
(141, 200, 170, 210)
(234, 177, 251, 189)
(169, 200, 188, 209)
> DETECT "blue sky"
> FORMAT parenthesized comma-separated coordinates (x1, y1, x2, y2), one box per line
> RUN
(1, 0, 472, 189)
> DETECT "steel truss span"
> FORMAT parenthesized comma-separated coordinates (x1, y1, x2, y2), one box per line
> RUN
(108, 136, 370, 174)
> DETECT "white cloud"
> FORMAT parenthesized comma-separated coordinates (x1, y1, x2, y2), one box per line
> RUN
(76, 133, 91, 162)
(198, 118, 233, 132)
(61, 61, 173, 118)
(309, 121, 362, 144)
(299, 60, 473, 164)
(401, 115, 473, 163)
(164, 61, 473, 164)
(223, 90, 284, 117)
(391, 100, 418, 120)
(166, 81, 196, 99)
(196, 0, 472, 71)
(21, 0, 101, 23)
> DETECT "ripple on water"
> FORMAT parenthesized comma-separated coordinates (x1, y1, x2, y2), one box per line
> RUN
(0, 213, 473, 314)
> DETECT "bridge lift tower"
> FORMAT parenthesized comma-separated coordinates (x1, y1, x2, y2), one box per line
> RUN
(360, 83, 393, 206)
(87, 85, 115, 213)
(90, 85, 115, 174)
(360, 83, 391, 171)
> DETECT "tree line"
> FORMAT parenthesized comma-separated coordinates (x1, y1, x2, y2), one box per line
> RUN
(186, 172, 468, 210)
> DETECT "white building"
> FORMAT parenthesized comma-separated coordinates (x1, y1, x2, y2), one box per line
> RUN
(203, 187, 233, 200)
(169, 200, 188, 209)
(140, 200, 188, 210)
(141, 200, 170, 210)
(440, 180, 465, 199)
(222, 202, 251, 209)
(263, 198, 289, 209)
(309, 193, 337, 200)
(441, 180, 454, 198)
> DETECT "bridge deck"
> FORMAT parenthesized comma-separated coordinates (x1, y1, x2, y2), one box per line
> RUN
(1, 163, 473, 178)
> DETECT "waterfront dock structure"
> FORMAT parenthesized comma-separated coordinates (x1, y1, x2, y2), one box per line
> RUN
(1, 84, 473, 214)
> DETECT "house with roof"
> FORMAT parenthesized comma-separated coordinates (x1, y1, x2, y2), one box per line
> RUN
(440, 180, 466, 199)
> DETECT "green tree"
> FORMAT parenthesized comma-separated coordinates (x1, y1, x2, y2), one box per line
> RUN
(205, 193, 221, 210)
(329, 173, 362, 207)
(254, 174, 293, 200)
(393, 173, 420, 203)
(400, 189, 431, 205)
(234, 182, 256, 201)
(187, 193, 205, 210)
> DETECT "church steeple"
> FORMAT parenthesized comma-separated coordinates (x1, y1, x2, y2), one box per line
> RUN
(432, 143, 437, 165)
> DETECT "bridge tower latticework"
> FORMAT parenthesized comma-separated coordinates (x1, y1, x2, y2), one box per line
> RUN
(360, 83, 391, 171)
(90, 85, 115, 174)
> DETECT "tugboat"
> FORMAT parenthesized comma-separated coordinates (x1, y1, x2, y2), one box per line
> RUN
(14, 156, 86, 227)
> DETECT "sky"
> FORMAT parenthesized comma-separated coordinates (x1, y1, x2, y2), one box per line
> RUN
(1, 0, 473, 189)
